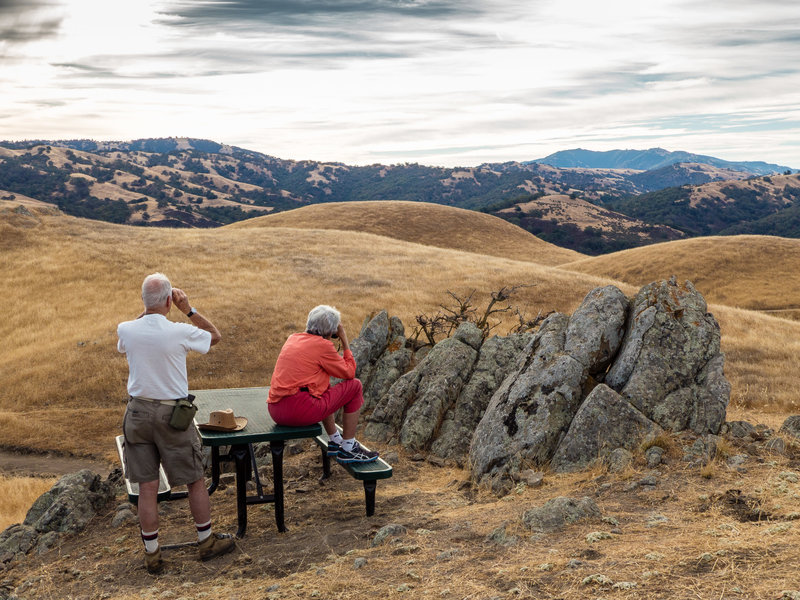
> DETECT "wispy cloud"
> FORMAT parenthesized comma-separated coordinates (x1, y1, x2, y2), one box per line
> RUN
(0, 0, 63, 44)
(2, 0, 800, 168)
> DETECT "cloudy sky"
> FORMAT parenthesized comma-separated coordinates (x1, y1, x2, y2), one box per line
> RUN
(1, 0, 800, 167)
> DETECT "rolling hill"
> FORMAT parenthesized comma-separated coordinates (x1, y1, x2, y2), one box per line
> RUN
(0, 198, 610, 456)
(228, 201, 583, 266)
(2, 198, 800, 458)
(3, 138, 789, 257)
(607, 172, 800, 237)
(494, 193, 685, 254)
(562, 234, 800, 315)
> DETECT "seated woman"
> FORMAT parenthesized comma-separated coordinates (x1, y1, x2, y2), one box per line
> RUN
(268, 305, 378, 464)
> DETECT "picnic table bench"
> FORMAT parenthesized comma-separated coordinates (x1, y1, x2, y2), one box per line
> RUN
(312, 426, 393, 517)
(116, 386, 393, 538)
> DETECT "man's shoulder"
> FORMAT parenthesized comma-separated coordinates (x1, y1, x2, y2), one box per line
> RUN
(117, 318, 138, 333)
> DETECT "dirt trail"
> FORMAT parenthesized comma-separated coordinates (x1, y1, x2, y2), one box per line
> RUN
(0, 448, 113, 477)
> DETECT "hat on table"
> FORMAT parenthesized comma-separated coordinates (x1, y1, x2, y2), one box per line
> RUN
(197, 408, 247, 431)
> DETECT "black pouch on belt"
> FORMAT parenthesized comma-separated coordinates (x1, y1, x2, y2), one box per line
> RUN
(169, 394, 197, 430)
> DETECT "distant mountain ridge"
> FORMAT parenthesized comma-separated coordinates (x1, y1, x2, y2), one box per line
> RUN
(2, 137, 799, 255)
(532, 147, 793, 175)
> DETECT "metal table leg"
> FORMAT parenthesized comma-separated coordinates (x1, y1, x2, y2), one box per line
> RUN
(207, 446, 220, 496)
(231, 444, 250, 538)
(270, 439, 286, 532)
(363, 480, 377, 517)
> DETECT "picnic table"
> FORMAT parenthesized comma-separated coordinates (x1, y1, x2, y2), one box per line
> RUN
(192, 387, 321, 538)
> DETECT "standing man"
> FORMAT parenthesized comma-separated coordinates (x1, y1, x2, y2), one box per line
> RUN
(118, 272, 234, 574)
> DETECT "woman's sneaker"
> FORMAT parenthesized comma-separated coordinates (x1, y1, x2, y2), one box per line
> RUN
(337, 441, 379, 464)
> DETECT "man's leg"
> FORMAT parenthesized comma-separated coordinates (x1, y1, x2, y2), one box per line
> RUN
(137, 480, 160, 532)
(187, 478, 211, 526)
(137, 480, 163, 574)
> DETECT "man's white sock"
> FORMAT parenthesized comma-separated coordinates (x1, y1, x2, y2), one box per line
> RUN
(329, 431, 343, 445)
(341, 438, 356, 452)
(141, 529, 159, 553)
(196, 519, 212, 542)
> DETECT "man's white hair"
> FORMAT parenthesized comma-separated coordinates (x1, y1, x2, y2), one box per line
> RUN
(142, 272, 172, 309)
(306, 305, 341, 337)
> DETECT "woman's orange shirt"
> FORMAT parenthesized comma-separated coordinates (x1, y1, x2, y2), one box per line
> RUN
(268, 332, 356, 403)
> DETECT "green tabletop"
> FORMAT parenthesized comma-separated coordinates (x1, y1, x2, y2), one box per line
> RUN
(192, 386, 322, 446)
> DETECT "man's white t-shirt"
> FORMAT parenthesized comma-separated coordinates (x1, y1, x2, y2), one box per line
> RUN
(117, 313, 212, 399)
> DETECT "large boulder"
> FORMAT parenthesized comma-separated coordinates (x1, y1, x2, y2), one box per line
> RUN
(361, 317, 413, 412)
(469, 285, 629, 492)
(469, 314, 585, 493)
(1, 469, 115, 568)
(24, 469, 114, 534)
(348, 312, 413, 413)
(605, 277, 728, 434)
(350, 310, 390, 371)
(430, 332, 533, 465)
(564, 285, 629, 376)
(550, 384, 662, 472)
(364, 323, 483, 450)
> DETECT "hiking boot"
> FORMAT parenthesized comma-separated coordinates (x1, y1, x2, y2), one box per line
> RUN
(337, 440, 379, 464)
(198, 533, 235, 561)
(144, 548, 164, 574)
(327, 440, 341, 456)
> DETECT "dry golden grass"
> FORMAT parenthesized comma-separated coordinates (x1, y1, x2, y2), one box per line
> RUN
(7, 440, 800, 600)
(3, 203, 800, 461)
(3, 195, 800, 598)
(229, 200, 584, 266)
(563, 234, 800, 312)
(0, 475, 56, 531)
(0, 206, 612, 458)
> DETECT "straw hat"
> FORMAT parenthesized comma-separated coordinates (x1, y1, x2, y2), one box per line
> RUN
(197, 408, 247, 431)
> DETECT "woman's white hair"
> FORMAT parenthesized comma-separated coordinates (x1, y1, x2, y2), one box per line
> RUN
(306, 305, 341, 337)
(141, 272, 172, 309)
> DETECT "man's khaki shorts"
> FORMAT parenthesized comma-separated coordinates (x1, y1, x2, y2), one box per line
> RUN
(122, 397, 204, 486)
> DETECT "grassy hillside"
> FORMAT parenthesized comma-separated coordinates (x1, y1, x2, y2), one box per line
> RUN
(562, 235, 800, 314)
(493, 193, 684, 254)
(608, 172, 800, 237)
(228, 200, 583, 266)
(0, 200, 609, 457)
(2, 200, 800, 459)
(5, 199, 800, 599)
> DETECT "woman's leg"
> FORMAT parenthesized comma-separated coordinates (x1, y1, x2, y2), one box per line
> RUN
(269, 380, 364, 433)
(320, 379, 364, 438)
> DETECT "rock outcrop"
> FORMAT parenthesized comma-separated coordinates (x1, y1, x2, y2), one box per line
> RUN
(605, 278, 728, 434)
(364, 323, 483, 451)
(352, 278, 729, 491)
(469, 286, 629, 492)
(0, 470, 115, 568)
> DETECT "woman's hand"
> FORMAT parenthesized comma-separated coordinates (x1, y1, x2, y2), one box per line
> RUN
(336, 323, 350, 351)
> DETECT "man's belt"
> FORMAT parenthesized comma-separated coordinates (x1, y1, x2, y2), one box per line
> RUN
(129, 396, 184, 406)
